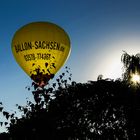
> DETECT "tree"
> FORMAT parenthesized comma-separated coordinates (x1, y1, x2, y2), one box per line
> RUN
(3, 76, 139, 139)
(2, 53, 140, 139)
(121, 51, 140, 83)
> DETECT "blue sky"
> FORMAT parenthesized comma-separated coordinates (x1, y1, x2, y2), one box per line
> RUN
(1, 0, 140, 132)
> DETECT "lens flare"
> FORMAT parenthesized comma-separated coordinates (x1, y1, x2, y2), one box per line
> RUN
(131, 73, 140, 84)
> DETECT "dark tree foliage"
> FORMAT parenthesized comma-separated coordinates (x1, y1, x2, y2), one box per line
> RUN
(1, 53, 140, 139)
(121, 51, 140, 82)
(1, 74, 140, 139)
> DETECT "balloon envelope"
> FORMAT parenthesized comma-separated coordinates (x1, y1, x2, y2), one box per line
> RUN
(11, 22, 71, 83)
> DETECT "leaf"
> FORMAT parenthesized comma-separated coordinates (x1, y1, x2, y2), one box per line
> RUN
(4, 122, 8, 126)
(6, 114, 10, 120)
(47, 69, 51, 74)
(10, 119, 15, 124)
(0, 107, 3, 112)
(49, 88, 53, 92)
(0, 122, 3, 126)
(51, 63, 56, 69)
(56, 79, 60, 83)
(3, 111, 10, 120)
(62, 73, 65, 76)
(26, 86, 30, 91)
(53, 83, 56, 88)
(18, 106, 22, 110)
(59, 75, 63, 79)
(45, 62, 48, 68)
(11, 113, 14, 118)
(24, 108, 28, 114)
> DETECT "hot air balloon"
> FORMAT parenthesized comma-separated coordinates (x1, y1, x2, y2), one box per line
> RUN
(11, 22, 71, 87)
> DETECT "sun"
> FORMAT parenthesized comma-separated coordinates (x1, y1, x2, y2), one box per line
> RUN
(131, 73, 140, 84)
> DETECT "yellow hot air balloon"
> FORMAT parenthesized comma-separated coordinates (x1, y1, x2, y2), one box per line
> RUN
(11, 21, 71, 86)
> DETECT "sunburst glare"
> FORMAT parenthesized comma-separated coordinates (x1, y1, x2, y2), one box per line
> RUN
(131, 73, 140, 84)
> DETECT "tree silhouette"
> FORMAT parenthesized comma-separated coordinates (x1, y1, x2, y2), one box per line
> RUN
(1, 53, 140, 139)
(4, 78, 140, 140)
(121, 51, 140, 83)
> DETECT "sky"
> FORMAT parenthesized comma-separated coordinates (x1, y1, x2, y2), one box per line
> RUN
(1, 0, 140, 132)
